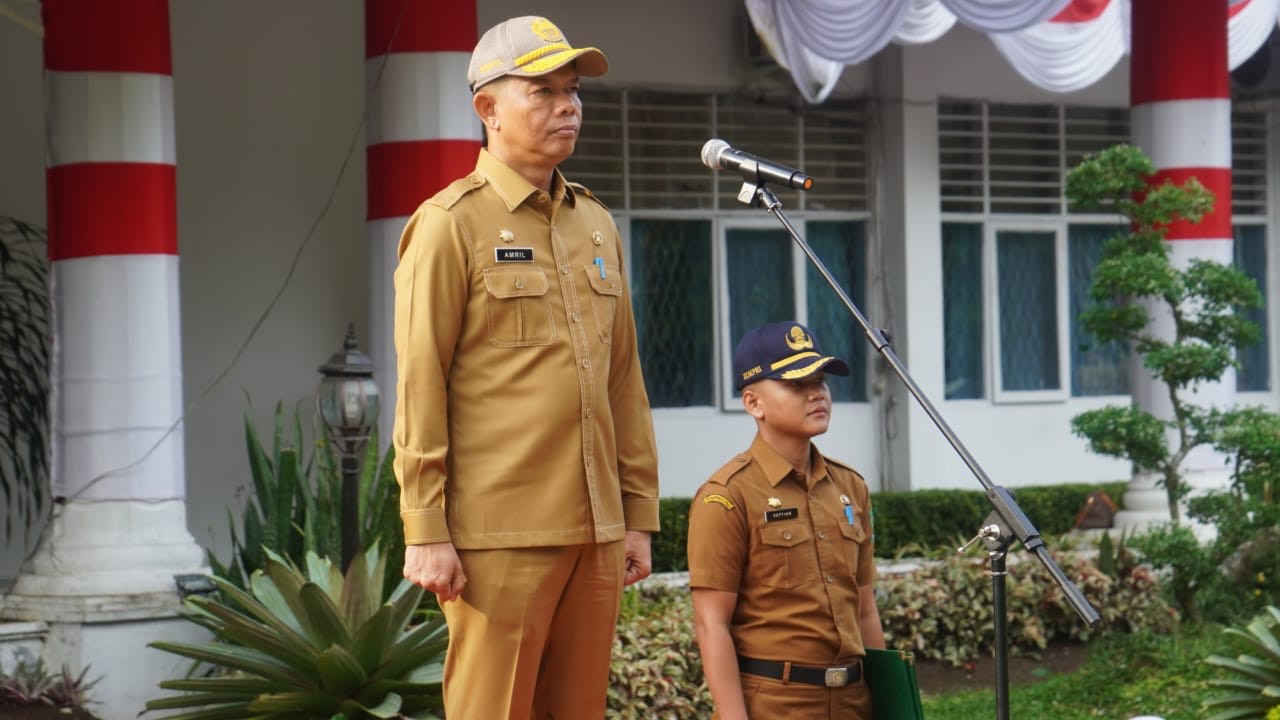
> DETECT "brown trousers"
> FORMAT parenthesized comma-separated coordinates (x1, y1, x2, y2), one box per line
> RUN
(714, 672, 874, 719)
(440, 541, 625, 720)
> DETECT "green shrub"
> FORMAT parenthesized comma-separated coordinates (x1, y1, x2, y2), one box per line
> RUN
(209, 402, 404, 601)
(608, 583, 713, 718)
(878, 547, 1178, 667)
(653, 482, 1129, 570)
(652, 498, 691, 572)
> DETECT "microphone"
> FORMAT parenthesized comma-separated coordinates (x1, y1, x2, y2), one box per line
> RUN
(700, 138, 814, 191)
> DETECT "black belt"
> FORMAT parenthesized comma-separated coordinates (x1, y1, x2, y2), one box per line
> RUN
(737, 655, 862, 688)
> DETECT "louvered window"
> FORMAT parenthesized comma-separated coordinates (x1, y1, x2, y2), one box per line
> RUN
(564, 90, 868, 211)
(939, 100, 1270, 401)
(562, 88, 871, 408)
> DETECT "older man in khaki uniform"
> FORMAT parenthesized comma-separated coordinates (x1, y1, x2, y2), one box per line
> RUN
(391, 15, 660, 720)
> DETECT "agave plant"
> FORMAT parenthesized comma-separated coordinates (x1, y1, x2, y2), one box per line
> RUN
(1203, 605, 1280, 719)
(146, 546, 446, 719)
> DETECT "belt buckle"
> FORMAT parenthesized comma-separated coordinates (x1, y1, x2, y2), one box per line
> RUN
(824, 667, 849, 687)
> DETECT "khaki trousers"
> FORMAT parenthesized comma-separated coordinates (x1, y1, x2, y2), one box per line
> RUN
(440, 541, 625, 720)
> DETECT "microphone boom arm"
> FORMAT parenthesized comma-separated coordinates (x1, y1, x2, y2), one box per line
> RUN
(742, 181, 1101, 719)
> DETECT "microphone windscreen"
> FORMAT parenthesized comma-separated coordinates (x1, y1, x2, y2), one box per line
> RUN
(700, 138, 731, 170)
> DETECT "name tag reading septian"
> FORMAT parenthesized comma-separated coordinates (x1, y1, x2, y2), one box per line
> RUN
(765, 508, 799, 522)
(495, 247, 534, 263)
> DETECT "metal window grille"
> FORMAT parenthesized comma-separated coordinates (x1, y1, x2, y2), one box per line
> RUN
(941, 100, 1267, 217)
(564, 89, 869, 211)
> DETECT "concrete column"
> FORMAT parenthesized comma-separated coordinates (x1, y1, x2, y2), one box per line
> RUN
(1117, 0, 1234, 529)
(1, 1, 208, 716)
(365, 0, 483, 443)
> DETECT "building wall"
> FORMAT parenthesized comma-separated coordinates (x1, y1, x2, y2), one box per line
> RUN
(0, 2, 1272, 577)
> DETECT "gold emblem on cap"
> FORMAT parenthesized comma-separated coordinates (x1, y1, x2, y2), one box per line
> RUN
(785, 326, 815, 351)
(767, 497, 782, 508)
(530, 17, 563, 42)
(499, 229, 515, 243)
(840, 494, 850, 505)
(592, 230, 604, 246)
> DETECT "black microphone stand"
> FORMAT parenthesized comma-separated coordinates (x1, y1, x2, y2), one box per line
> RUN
(733, 177, 1103, 720)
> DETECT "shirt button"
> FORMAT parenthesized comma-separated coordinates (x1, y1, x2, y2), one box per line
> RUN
(537, 193, 548, 204)
(585, 456, 593, 466)
(562, 266, 570, 275)
(825, 574, 834, 583)
(818, 530, 826, 539)
(782, 531, 792, 540)
(572, 312, 581, 322)
(581, 359, 590, 369)
(585, 408, 593, 418)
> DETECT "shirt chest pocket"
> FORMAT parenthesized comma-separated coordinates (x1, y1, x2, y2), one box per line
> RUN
(583, 264, 622, 343)
(756, 522, 819, 589)
(837, 516, 867, 579)
(483, 267, 556, 347)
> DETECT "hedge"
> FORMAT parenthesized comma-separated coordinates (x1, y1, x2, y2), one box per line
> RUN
(652, 481, 1129, 572)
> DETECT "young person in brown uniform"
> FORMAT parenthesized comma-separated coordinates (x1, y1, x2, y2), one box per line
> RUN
(391, 16, 660, 720)
(688, 321, 885, 719)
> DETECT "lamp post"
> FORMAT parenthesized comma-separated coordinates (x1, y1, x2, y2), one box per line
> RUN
(316, 323, 380, 571)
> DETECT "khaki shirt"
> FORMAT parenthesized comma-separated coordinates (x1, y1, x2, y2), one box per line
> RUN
(392, 149, 659, 548)
(687, 435, 876, 664)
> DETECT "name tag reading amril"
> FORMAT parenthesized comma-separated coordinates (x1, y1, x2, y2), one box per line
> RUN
(495, 247, 534, 263)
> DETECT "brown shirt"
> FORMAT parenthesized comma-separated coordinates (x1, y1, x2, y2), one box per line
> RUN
(687, 435, 876, 664)
(392, 149, 660, 548)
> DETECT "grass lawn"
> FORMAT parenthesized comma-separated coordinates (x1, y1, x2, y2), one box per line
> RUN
(921, 623, 1224, 719)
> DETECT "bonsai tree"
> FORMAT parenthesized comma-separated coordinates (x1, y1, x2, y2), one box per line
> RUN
(1065, 144, 1262, 524)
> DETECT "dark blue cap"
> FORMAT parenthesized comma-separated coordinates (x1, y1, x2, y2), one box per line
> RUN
(733, 321, 850, 390)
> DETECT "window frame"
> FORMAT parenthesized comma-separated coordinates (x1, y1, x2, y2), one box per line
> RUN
(985, 219, 1070, 403)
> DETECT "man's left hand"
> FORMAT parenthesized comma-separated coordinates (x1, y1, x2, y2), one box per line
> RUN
(623, 530, 652, 586)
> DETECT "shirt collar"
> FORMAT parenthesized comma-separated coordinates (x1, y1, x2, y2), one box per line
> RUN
(750, 434, 829, 488)
(475, 148, 577, 212)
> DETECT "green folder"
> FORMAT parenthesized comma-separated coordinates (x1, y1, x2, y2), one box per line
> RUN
(865, 648, 925, 720)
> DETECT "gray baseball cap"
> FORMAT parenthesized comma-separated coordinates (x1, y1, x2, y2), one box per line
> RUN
(467, 16, 609, 91)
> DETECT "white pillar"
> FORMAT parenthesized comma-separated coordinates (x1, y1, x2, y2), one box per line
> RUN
(1116, 0, 1234, 530)
(1, 2, 207, 716)
(365, 0, 483, 445)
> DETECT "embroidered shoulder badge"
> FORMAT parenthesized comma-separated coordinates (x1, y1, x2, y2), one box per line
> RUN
(703, 494, 734, 510)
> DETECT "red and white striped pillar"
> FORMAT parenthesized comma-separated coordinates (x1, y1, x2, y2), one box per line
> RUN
(365, 0, 482, 442)
(7, 0, 203, 619)
(1120, 0, 1234, 526)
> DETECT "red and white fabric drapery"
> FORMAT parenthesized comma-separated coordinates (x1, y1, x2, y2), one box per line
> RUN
(747, 0, 1280, 102)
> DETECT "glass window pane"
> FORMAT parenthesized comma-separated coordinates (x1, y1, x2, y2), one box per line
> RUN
(630, 220, 714, 407)
(997, 230, 1060, 392)
(1235, 224, 1269, 392)
(943, 223, 984, 399)
(807, 221, 867, 402)
(727, 229, 795, 396)
(1069, 224, 1129, 396)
